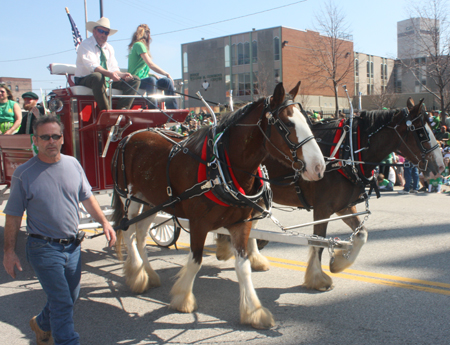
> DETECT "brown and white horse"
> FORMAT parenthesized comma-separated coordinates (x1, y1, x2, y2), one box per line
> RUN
(217, 97, 444, 291)
(111, 82, 325, 329)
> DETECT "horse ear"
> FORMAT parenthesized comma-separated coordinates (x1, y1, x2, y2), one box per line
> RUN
(288, 81, 301, 98)
(271, 82, 285, 108)
(406, 97, 415, 110)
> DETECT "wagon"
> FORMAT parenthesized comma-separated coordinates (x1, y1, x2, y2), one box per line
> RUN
(0, 64, 361, 253)
(0, 63, 189, 246)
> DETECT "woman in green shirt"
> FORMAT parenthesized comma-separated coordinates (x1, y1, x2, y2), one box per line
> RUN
(0, 84, 22, 134)
(127, 24, 178, 109)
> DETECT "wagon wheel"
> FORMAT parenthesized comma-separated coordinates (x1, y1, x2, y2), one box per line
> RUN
(149, 213, 181, 247)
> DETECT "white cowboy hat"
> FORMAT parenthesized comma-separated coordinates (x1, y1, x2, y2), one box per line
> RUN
(86, 17, 118, 35)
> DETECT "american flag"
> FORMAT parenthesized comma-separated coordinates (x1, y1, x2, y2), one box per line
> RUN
(66, 8, 82, 51)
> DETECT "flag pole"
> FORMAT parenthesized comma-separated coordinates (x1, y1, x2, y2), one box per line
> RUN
(84, 0, 89, 39)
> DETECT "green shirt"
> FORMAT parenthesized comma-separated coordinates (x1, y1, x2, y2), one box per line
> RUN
(128, 42, 150, 79)
(0, 100, 17, 123)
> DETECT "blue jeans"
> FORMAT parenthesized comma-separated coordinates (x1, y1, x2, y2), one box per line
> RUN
(140, 76, 178, 109)
(403, 161, 419, 192)
(26, 236, 81, 345)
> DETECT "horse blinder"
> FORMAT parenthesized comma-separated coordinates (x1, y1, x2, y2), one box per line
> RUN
(264, 101, 314, 171)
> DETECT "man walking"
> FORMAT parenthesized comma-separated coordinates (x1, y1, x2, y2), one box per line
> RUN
(75, 17, 140, 111)
(3, 116, 116, 344)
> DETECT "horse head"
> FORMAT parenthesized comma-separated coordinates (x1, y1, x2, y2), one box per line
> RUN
(265, 82, 325, 181)
(392, 98, 444, 178)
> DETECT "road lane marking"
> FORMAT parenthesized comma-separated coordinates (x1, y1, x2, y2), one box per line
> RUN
(49, 229, 450, 296)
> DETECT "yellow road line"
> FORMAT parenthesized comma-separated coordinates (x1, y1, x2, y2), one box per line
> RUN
(172, 240, 450, 296)
(46, 230, 450, 296)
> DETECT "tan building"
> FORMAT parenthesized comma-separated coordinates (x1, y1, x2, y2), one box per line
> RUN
(354, 53, 395, 96)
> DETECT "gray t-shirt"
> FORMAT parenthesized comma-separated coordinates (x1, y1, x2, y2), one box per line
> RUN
(4, 154, 92, 238)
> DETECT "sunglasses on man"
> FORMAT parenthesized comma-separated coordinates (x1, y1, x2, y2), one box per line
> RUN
(96, 28, 110, 35)
(38, 134, 63, 141)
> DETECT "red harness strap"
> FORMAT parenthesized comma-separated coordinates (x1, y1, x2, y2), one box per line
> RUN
(330, 119, 370, 180)
(198, 137, 229, 206)
(197, 137, 263, 207)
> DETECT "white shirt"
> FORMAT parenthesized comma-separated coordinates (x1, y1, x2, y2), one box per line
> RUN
(75, 35, 120, 77)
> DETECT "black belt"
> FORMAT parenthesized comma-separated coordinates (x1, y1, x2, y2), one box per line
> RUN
(29, 233, 76, 245)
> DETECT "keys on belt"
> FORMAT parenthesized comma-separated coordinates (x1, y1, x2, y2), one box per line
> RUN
(29, 233, 76, 245)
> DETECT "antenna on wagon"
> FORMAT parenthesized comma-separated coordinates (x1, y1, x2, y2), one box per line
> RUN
(196, 91, 218, 135)
(343, 84, 355, 168)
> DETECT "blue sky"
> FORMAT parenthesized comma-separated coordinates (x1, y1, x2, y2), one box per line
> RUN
(1, 0, 407, 95)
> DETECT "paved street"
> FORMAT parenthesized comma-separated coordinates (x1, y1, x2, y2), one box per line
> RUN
(1, 187, 449, 344)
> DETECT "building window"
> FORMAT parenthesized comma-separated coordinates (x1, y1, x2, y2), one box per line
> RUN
(183, 52, 188, 73)
(224, 45, 230, 67)
(244, 42, 250, 64)
(367, 84, 371, 95)
(16, 97, 20, 102)
(233, 73, 253, 96)
(237, 43, 244, 65)
(355, 58, 359, 77)
(274, 37, 280, 61)
(384, 64, 388, 80)
(231, 44, 236, 66)
(15, 85, 19, 91)
(370, 61, 374, 78)
(366, 61, 370, 78)
(355, 83, 359, 94)
(225, 75, 231, 90)
(252, 40, 258, 63)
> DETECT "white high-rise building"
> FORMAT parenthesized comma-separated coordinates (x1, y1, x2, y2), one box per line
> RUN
(397, 18, 439, 59)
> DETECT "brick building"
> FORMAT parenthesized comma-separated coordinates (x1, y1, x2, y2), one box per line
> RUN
(0, 77, 33, 107)
(181, 26, 367, 114)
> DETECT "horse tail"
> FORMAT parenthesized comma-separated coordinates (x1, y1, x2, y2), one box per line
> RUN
(111, 190, 124, 261)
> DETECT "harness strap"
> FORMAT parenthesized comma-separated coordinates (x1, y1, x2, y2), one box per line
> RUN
(115, 178, 220, 231)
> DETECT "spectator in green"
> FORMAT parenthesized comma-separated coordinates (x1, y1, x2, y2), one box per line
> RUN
(0, 84, 22, 134)
(427, 111, 440, 134)
(377, 173, 394, 191)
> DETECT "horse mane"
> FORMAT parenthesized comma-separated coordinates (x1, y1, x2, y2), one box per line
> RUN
(358, 109, 398, 134)
(187, 98, 265, 153)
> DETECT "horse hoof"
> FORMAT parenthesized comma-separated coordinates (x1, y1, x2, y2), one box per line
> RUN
(249, 254, 270, 271)
(242, 307, 275, 329)
(170, 293, 198, 313)
(329, 250, 351, 273)
(215, 237, 233, 261)
(317, 284, 334, 292)
(303, 271, 333, 291)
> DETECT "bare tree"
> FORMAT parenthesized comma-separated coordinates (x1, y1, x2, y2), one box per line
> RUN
(305, 1, 354, 117)
(370, 86, 399, 110)
(252, 67, 272, 99)
(400, 0, 450, 120)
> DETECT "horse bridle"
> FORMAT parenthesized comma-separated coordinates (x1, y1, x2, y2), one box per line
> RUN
(260, 97, 316, 173)
(388, 108, 440, 171)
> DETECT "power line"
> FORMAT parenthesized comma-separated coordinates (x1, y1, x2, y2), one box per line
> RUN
(0, 0, 307, 63)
